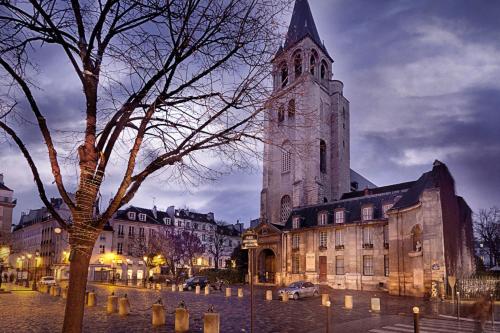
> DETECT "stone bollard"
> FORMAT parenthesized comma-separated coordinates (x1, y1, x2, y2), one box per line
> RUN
(107, 294, 118, 314)
(266, 290, 273, 301)
(172, 284, 177, 292)
(87, 292, 96, 307)
(178, 284, 184, 292)
(238, 288, 244, 298)
(371, 297, 381, 312)
(195, 285, 200, 294)
(175, 307, 189, 332)
(225, 288, 232, 297)
(62, 287, 68, 299)
(282, 292, 289, 302)
(322, 294, 330, 306)
(344, 295, 353, 309)
(54, 286, 61, 297)
(46, 285, 52, 295)
(204, 311, 220, 333)
(413, 306, 420, 333)
(205, 285, 210, 295)
(152, 302, 166, 327)
(118, 295, 130, 316)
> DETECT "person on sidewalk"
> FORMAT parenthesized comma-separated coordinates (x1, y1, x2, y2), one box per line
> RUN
(471, 296, 492, 333)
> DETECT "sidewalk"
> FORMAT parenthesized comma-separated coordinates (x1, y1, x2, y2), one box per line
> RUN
(0, 282, 34, 292)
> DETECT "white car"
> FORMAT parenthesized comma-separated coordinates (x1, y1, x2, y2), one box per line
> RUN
(39, 276, 56, 285)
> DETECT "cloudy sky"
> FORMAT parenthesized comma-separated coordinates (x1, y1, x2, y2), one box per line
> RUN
(1, 0, 500, 226)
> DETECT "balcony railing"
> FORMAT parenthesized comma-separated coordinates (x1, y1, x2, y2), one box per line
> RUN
(335, 244, 344, 250)
(318, 245, 327, 251)
(362, 243, 374, 249)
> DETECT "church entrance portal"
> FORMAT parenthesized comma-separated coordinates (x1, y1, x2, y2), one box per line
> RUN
(258, 249, 276, 284)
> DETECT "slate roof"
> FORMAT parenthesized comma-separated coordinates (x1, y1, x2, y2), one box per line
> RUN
(284, 161, 451, 231)
(277, 0, 331, 60)
(0, 183, 12, 191)
(174, 209, 216, 224)
(115, 206, 170, 225)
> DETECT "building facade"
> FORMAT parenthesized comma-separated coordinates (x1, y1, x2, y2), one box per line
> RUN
(0, 174, 16, 265)
(253, 0, 476, 298)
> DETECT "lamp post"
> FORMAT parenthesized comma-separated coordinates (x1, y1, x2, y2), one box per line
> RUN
(325, 300, 331, 333)
(242, 230, 258, 333)
(25, 253, 32, 287)
(32, 250, 40, 290)
(21, 255, 25, 285)
(143, 256, 148, 287)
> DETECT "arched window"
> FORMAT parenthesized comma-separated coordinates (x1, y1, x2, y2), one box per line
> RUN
(277, 105, 285, 123)
(280, 62, 288, 88)
(320, 140, 326, 173)
(310, 50, 318, 76)
(411, 225, 423, 252)
(280, 195, 291, 224)
(320, 60, 328, 80)
(288, 99, 295, 119)
(281, 145, 291, 173)
(293, 51, 302, 78)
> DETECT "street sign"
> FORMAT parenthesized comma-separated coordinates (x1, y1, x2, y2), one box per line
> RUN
(242, 230, 258, 249)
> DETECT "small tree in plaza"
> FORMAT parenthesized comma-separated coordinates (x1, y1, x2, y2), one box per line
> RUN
(179, 230, 205, 275)
(474, 206, 500, 268)
(207, 221, 230, 270)
(128, 231, 162, 284)
(0, 0, 287, 331)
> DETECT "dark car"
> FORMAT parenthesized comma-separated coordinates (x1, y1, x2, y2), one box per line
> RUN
(183, 276, 208, 291)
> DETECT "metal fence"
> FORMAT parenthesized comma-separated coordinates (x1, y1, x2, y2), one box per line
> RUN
(456, 276, 500, 300)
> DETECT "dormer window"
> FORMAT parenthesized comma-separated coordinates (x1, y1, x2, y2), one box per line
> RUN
(292, 217, 300, 229)
(382, 204, 393, 218)
(138, 213, 146, 222)
(318, 212, 328, 226)
(335, 210, 345, 224)
(127, 212, 136, 220)
(164, 218, 171, 225)
(362, 206, 373, 221)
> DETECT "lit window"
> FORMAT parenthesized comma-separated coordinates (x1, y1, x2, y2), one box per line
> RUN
(117, 243, 123, 255)
(382, 204, 393, 218)
(292, 234, 300, 249)
(292, 217, 300, 229)
(318, 212, 328, 225)
(335, 210, 344, 224)
(127, 212, 136, 220)
(319, 231, 327, 248)
(363, 255, 373, 276)
(138, 213, 146, 222)
(280, 195, 291, 224)
(362, 206, 373, 221)
(335, 256, 344, 275)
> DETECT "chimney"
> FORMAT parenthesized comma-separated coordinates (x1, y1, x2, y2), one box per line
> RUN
(207, 212, 214, 221)
(0, 173, 3, 184)
(152, 205, 158, 219)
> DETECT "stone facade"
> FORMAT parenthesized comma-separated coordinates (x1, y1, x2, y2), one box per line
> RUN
(0, 174, 16, 264)
(255, 0, 476, 298)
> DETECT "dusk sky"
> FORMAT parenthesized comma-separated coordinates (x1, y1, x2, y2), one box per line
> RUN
(1, 0, 500, 226)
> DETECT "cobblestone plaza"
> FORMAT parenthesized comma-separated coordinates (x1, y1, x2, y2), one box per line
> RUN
(1, 283, 498, 332)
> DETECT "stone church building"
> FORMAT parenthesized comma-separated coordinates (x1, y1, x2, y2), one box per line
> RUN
(253, 0, 475, 297)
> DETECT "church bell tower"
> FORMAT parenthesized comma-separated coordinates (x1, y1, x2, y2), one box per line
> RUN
(260, 0, 351, 225)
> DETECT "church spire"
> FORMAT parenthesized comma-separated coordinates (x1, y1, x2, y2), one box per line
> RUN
(285, 0, 322, 49)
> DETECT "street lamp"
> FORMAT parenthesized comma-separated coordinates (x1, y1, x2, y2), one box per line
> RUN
(32, 250, 40, 291)
(25, 253, 32, 287)
(325, 301, 331, 333)
(143, 256, 148, 287)
(21, 255, 25, 286)
(242, 230, 258, 333)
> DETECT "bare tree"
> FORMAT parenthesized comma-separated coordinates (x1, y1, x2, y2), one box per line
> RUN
(474, 207, 500, 268)
(179, 230, 205, 274)
(128, 231, 162, 285)
(0, 1, 287, 331)
(207, 220, 229, 270)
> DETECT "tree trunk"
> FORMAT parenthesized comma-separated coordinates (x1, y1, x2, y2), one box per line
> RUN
(62, 248, 92, 333)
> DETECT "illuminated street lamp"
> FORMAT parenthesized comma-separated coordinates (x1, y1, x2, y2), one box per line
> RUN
(25, 253, 32, 287)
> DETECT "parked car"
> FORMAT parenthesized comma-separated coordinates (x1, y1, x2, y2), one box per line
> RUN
(278, 281, 319, 300)
(183, 276, 208, 291)
(40, 276, 56, 285)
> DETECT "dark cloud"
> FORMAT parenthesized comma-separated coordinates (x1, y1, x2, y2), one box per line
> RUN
(2, 0, 500, 227)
